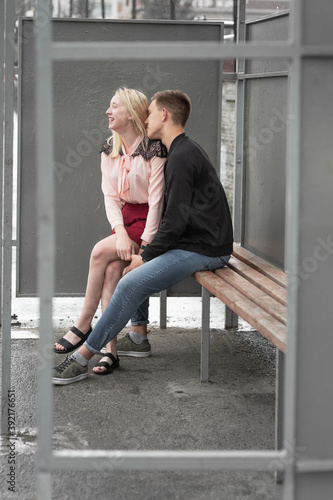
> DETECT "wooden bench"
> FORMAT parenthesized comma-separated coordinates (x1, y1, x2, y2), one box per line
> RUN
(194, 243, 287, 381)
(193, 243, 287, 481)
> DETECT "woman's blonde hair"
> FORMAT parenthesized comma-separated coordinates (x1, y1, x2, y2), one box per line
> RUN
(108, 87, 149, 157)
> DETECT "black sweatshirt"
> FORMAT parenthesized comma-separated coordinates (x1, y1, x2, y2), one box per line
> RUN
(141, 133, 233, 262)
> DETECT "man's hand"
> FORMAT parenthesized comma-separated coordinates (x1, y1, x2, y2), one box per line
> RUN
(122, 254, 144, 276)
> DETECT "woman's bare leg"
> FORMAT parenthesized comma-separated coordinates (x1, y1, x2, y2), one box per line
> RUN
(54, 234, 127, 351)
(93, 258, 147, 373)
(92, 260, 127, 373)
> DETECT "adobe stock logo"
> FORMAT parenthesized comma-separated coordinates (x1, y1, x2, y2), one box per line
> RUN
(142, 64, 171, 91)
(244, 106, 294, 161)
(289, 234, 333, 290)
(53, 117, 108, 182)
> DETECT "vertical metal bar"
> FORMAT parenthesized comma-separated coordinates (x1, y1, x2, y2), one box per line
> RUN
(233, 0, 246, 244)
(275, 349, 285, 484)
(201, 286, 210, 382)
(35, 1, 55, 498)
(1, 0, 15, 437)
(159, 290, 167, 329)
(230, 0, 245, 333)
(15, 20, 22, 299)
(225, 305, 238, 329)
(283, 0, 302, 497)
(233, 0, 237, 42)
(170, 0, 176, 20)
(132, 0, 136, 19)
(217, 23, 224, 176)
(0, 0, 5, 329)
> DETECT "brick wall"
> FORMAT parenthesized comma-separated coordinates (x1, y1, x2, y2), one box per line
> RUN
(221, 80, 236, 212)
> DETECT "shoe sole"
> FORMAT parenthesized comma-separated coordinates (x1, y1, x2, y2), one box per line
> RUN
(52, 373, 88, 385)
(117, 350, 151, 358)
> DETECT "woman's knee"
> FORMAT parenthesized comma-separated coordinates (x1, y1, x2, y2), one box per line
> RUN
(90, 240, 112, 266)
(104, 260, 126, 286)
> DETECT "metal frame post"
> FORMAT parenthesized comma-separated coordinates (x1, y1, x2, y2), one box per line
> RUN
(282, 1, 302, 497)
(0, 0, 5, 330)
(233, 0, 246, 244)
(1, 0, 15, 437)
(159, 290, 167, 329)
(200, 286, 210, 382)
(226, 0, 246, 330)
(224, 305, 238, 329)
(35, 1, 55, 497)
(284, 1, 333, 498)
(275, 349, 285, 484)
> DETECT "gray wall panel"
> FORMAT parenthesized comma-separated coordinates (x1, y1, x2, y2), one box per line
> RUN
(18, 19, 223, 295)
(243, 76, 287, 268)
(241, 13, 289, 269)
(246, 12, 289, 74)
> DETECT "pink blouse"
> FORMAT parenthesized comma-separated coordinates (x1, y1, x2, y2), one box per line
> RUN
(101, 136, 167, 243)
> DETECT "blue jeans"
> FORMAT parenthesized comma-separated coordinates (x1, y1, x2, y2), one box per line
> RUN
(130, 298, 149, 326)
(85, 249, 230, 354)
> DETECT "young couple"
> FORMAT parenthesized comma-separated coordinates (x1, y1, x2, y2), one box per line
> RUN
(52, 88, 233, 385)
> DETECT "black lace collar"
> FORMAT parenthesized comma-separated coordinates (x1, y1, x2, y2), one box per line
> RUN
(101, 138, 167, 161)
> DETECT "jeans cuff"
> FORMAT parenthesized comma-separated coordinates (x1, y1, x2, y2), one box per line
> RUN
(130, 320, 149, 326)
(83, 340, 102, 355)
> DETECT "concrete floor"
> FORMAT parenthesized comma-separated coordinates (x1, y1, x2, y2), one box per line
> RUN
(0, 296, 283, 500)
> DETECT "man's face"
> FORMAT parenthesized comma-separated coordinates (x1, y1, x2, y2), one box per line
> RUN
(145, 99, 163, 140)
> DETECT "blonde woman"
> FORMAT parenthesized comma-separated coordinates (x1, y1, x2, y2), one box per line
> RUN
(53, 88, 167, 374)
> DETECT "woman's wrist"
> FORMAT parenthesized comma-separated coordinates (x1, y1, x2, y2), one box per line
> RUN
(114, 224, 127, 236)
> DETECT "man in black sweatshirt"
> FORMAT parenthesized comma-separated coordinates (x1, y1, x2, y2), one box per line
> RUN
(139, 91, 233, 262)
(52, 90, 233, 384)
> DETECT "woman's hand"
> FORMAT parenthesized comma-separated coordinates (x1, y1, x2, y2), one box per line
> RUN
(114, 225, 135, 261)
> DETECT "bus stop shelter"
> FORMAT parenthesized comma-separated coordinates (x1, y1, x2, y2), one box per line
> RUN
(1, 1, 333, 499)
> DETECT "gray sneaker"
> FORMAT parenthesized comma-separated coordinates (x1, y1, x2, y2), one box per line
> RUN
(52, 356, 88, 385)
(117, 333, 151, 357)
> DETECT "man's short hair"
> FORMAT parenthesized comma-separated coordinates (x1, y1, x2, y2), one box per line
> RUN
(151, 90, 192, 127)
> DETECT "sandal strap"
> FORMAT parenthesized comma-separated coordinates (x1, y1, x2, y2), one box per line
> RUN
(95, 353, 119, 369)
(95, 361, 113, 370)
(70, 326, 92, 341)
(103, 352, 117, 364)
(56, 337, 74, 350)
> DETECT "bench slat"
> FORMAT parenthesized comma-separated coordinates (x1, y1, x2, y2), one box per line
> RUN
(195, 270, 286, 353)
(214, 267, 287, 325)
(226, 257, 287, 307)
(232, 244, 287, 289)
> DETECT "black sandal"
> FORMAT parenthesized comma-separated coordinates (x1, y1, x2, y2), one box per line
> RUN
(94, 353, 120, 376)
(53, 326, 92, 354)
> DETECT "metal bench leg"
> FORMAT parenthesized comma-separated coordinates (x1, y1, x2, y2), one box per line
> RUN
(225, 305, 238, 329)
(201, 286, 210, 382)
(159, 289, 167, 329)
(275, 349, 285, 483)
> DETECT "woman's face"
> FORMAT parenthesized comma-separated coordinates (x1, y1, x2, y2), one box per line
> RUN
(105, 94, 131, 133)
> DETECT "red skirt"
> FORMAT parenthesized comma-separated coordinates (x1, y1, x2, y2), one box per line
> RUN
(112, 203, 149, 245)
